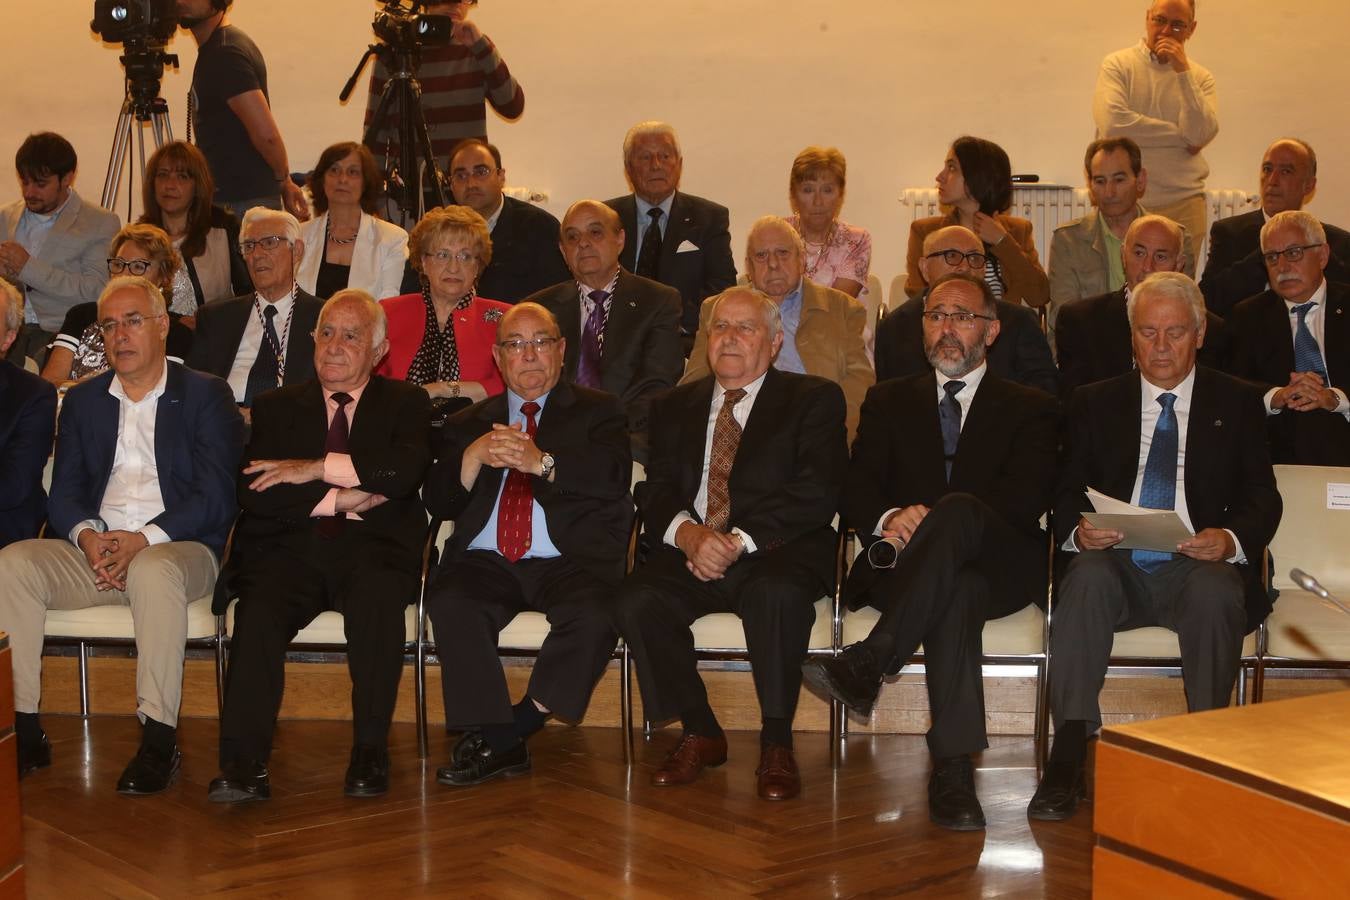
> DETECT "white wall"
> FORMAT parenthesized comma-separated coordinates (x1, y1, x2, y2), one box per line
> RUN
(4, 1, 1348, 293)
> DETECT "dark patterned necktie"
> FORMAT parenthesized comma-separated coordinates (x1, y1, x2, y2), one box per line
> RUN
(1132, 392, 1178, 572)
(636, 207, 663, 280)
(243, 304, 280, 406)
(497, 401, 541, 562)
(317, 392, 353, 538)
(939, 381, 965, 481)
(1292, 301, 1329, 383)
(576, 289, 607, 388)
(704, 388, 746, 532)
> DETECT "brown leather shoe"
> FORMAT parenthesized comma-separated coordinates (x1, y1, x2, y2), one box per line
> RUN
(651, 732, 728, 786)
(755, 743, 801, 800)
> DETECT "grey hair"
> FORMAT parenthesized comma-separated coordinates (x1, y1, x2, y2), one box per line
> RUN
(321, 289, 387, 350)
(622, 121, 681, 161)
(746, 215, 806, 257)
(0, 280, 22, 335)
(98, 274, 167, 317)
(241, 206, 302, 243)
(1261, 209, 1326, 250)
(1124, 214, 1187, 267)
(1127, 271, 1205, 331)
(706, 286, 783, 342)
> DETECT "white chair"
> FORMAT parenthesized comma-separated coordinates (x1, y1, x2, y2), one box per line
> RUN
(1253, 464, 1350, 700)
(888, 274, 909, 312)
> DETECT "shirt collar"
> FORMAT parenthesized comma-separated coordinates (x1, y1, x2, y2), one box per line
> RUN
(636, 192, 675, 223)
(109, 359, 169, 404)
(255, 287, 297, 311)
(1284, 278, 1328, 311)
(779, 280, 805, 313)
(715, 369, 768, 402)
(21, 191, 73, 226)
(1139, 364, 1196, 405)
(323, 381, 368, 406)
(578, 268, 621, 303)
(507, 388, 551, 419)
(936, 360, 988, 394)
(485, 195, 506, 232)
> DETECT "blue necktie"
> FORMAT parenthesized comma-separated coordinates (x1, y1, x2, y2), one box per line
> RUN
(939, 381, 964, 481)
(1291, 302, 1329, 384)
(1132, 392, 1178, 573)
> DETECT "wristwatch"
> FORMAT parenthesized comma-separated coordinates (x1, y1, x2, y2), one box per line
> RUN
(539, 452, 556, 478)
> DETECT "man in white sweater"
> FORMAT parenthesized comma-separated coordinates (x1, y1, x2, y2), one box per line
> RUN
(1092, 0, 1218, 250)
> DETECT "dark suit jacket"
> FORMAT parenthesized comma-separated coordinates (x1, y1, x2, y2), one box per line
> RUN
(842, 371, 1059, 609)
(0, 359, 57, 548)
(1055, 288, 1232, 398)
(185, 290, 323, 398)
(50, 363, 243, 558)
(642, 368, 848, 587)
(219, 375, 431, 612)
(1227, 281, 1350, 465)
(529, 271, 683, 462)
(875, 293, 1059, 397)
(1055, 368, 1281, 630)
(1200, 209, 1350, 318)
(425, 381, 633, 585)
(475, 196, 570, 303)
(605, 191, 737, 334)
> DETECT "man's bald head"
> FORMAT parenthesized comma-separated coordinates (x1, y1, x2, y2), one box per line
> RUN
(919, 225, 987, 285)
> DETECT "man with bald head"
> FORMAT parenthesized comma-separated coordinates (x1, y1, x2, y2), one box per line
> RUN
(1031, 272, 1279, 821)
(527, 200, 682, 462)
(684, 215, 873, 437)
(876, 225, 1057, 396)
(1201, 138, 1350, 318)
(425, 302, 632, 787)
(1057, 214, 1230, 397)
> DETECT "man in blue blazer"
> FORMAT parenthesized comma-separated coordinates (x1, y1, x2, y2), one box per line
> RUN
(0, 282, 57, 548)
(0, 275, 242, 792)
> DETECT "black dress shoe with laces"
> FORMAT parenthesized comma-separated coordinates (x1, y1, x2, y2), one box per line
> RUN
(1027, 759, 1087, 821)
(18, 734, 52, 778)
(344, 745, 391, 797)
(801, 643, 884, 717)
(208, 760, 272, 803)
(928, 755, 985, 831)
(437, 740, 530, 787)
(451, 730, 486, 766)
(116, 744, 181, 796)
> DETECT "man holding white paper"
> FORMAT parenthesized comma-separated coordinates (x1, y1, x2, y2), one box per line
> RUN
(1029, 271, 1281, 822)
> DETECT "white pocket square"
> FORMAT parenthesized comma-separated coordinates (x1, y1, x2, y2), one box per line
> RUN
(675, 240, 700, 253)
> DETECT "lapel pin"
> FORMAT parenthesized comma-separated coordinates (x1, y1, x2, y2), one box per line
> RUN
(1214, 419, 1222, 427)
(628, 300, 637, 308)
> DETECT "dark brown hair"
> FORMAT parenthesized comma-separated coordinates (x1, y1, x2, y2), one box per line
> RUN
(139, 141, 216, 260)
(308, 142, 382, 215)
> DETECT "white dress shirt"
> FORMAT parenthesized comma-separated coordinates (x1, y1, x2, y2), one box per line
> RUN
(1262, 280, 1350, 418)
(226, 291, 296, 401)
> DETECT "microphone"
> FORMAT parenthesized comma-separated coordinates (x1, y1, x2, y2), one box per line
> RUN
(1290, 568, 1350, 617)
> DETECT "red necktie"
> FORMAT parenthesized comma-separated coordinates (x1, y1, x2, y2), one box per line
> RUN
(317, 392, 352, 538)
(496, 401, 540, 561)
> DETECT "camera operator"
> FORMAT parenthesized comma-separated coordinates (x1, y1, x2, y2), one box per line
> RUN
(177, 0, 309, 221)
(363, 1, 524, 177)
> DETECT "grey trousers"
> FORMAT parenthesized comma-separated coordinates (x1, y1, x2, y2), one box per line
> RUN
(1050, 549, 1246, 731)
(0, 538, 218, 726)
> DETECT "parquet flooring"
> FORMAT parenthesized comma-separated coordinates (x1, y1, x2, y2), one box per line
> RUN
(18, 717, 1093, 898)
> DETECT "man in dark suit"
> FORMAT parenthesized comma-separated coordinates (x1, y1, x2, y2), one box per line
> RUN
(605, 121, 737, 347)
(1200, 138, 1350, 319)
(448, 140, 569, 302)
(1228, 210, 1350, 465)
(1058, 215, 1231, 397)
(0, 281, 57, 549)
(209, 289, 431, 802)
(187, 208, 321, 418)
(528, 200, 682, 463)
(802, 272, 1058, 830)
(615, 287, 848, 801)
(424, 302, 632, 786)
(876, 225, 1058, 396)
(1029, 271, 1280, 821)
(0, 275, 242, 789)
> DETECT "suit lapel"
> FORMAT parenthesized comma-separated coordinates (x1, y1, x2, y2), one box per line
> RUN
(45, 191, 82, 247)
(1183, 369, 1222, 513)
(681, 376, 716, 505)
(1325, 282, 1350, 389)
(660, 193, 692, 272)
(348, 213, 376, 292)
(1258, 293, 1296, 375)
(88, 375, 121, 494)
(552, 284, 583, 378)
(903, 373, 946, 488)
(1104, 375, 1144, 499)
(952, 374, 1001, 484)
(153, 363, 186, 493)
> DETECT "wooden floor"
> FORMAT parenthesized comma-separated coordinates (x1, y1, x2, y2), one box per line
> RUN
(17, 716, 1093, 898)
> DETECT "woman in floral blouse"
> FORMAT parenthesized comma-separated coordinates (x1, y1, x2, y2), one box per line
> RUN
(785, 145, 872, 302)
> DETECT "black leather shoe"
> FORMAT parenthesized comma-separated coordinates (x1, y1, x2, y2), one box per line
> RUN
(208, 760, 271, 803)
(801, 644, 883, 717)
(344, 745, 390, 798)
(1027, 759, 1086, 821)
(928, 755, 985, 831)
(436, 740, 530, 787)
(18, 734, 52, 778)
(451, 730, 486, 766)
(116, 744, 181, 796)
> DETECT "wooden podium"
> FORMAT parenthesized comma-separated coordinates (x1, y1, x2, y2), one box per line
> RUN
(0, 632, 24, 898)
(1093, 690, 1350, 897)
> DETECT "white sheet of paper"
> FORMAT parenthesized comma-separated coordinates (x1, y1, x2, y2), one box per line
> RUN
(1086, 487, 1146, 516)
(1080, 511, 1194, 552)
(1327, 483, 1350, 511)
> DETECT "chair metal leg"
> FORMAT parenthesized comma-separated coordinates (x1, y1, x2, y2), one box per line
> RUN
(415, 637, 428, 760)
(828, 697, 842, 769)
(620, 644, 633, 765)
(1034, 658, 1050, 771)
(643, 718, 654, 740)
(214, 615, 227, 719)
(1252, 656, 1266, 703)
(1236, 665, 1249, 706)
(78, 642, 90, 718)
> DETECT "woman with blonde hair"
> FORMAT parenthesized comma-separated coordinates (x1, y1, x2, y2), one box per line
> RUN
(786, 145, 872, 301)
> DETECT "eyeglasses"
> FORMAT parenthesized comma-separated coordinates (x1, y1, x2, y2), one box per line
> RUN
(1263, 243, 1324, 266)
(496, 337, 560, 356)
(450, 165, 498, 183)
(925, 249, 988, 270)
(422, 249, 479, 265)
(921, 310, 996, 329)
(239, 235, 293, 255)
(107, 257, 155, 276)
(96, 312, 165, 336)
(1149, 15, 1190, 33)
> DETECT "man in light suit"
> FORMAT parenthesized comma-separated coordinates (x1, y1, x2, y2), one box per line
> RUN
(450, 140, 568, 303)
(1029, 271, 1279, 822)
(0, 275, 243, 790)
(529, 200, 682, 462)
(605, 121, 737, 349)
(0, 132, 120, 366)
(0, 281, 57, 550)
(187, 208, 321, 419)
(210, 290, 430, 802)
(684, 216, 874, 439)
(877, 225, 1058, 397)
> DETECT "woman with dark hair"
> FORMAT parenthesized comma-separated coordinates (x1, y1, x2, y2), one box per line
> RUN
(139, 141, 251, 320)
(297, 141, 409, 301)
(904, 136, 1049, 307)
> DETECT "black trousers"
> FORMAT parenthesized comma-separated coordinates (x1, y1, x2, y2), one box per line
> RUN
(615, 539, 827, 727)
(427, 551, 618, 729)
(862, 493, 1044, 759)
(219, 533, 415, 766)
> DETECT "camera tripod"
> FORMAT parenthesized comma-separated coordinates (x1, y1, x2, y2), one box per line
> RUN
(100, 46, 178, 220)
